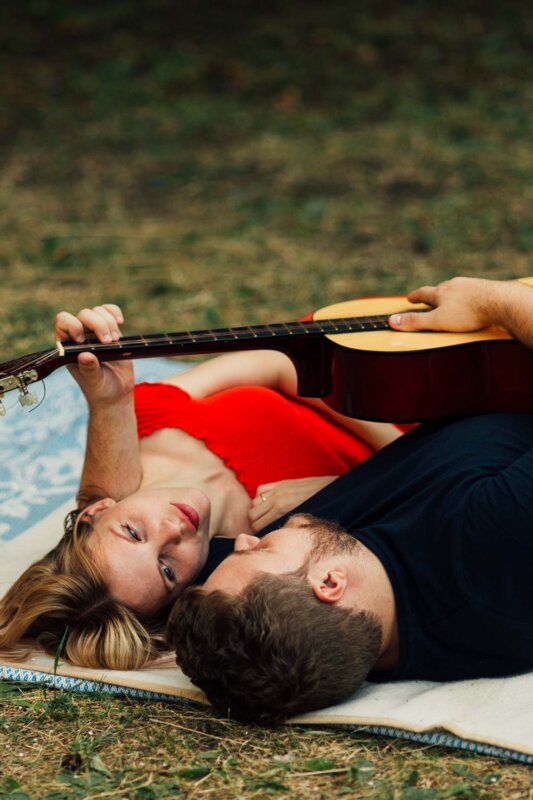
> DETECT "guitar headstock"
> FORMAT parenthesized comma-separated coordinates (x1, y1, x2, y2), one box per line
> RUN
(0, 348, 60, 415)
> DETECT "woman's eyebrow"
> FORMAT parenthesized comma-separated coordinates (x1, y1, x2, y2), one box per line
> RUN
(111, 528, 170, 600)
(109, 525, 136, 541)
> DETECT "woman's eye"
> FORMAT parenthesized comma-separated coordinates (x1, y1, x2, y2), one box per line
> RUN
(122, 524, 140, 541)
(160, 562, 176, 583)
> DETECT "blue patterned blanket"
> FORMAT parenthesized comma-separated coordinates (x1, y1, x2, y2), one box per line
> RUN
(0, 359, 178, 542)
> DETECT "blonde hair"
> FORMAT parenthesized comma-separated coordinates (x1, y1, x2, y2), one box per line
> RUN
(0, 510, 168, 670)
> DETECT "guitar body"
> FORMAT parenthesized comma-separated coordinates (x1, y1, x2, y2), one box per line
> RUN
(315, 292, 533, 421)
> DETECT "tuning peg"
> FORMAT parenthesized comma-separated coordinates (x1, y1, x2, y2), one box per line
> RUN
(18, 389, 38, 407)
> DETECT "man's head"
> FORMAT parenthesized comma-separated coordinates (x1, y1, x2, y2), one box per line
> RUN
(167, 514, 382, 724)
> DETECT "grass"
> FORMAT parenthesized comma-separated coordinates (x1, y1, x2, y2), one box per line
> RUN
(1, 682, 531, 799)
(1, 0, 533, 796)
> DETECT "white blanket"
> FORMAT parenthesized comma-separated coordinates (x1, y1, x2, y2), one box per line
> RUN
(1, 365, 531, 763)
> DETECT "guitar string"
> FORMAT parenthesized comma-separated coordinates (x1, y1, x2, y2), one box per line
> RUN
(60, 316, 392, 352)
(28, 380, 47, 412)
(2, 315, 394, 376)
(0, 349, 59, 377)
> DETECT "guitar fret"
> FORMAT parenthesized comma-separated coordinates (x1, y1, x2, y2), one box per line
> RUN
(138, 314, 394, 347)
(59, 312, 395, 357)
(266, 324, 285, 335)
(189, 330, 217, 343)
(284, 322, 306, 333)
(251, 326, 275, 338)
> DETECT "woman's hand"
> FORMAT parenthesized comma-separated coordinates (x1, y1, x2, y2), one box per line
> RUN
(388, 277, 497, 333)
(55, 304, 135, 407)
(249, 476, 338, 532)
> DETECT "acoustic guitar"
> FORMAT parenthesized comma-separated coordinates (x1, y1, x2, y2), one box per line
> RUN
(1, 281, 532, 421)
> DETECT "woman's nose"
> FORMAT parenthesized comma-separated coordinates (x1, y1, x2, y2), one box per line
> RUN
(235, 533, 260, 552)
(159, 519, 183, 545)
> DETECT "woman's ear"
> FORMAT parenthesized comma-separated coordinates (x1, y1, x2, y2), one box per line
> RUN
(80, 497, 116, 522)
(309, 566, 348, 605)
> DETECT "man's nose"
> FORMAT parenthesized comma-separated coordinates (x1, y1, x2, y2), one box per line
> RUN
(235, 533, 260, 552)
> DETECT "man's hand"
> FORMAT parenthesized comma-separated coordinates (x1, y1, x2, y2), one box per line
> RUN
(55, 304, 134, 407)
(249, 476, 337, 533)
(388, 277, 498, 333)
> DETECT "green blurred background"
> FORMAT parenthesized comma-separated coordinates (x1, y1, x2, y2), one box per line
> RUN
(1, 0, 532, 357)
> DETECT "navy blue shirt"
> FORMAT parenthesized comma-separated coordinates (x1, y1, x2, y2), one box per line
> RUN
(199, 414, 533, 682)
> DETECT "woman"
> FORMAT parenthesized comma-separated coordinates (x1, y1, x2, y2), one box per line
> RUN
(0, 303, 400, 670)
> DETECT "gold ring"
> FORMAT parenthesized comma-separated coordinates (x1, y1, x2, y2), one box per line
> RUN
(261, 493, 267, 502)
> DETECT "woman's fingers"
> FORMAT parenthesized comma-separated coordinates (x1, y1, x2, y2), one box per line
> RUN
(54, 304, 125, 344)
(74, 308, 117, 343)
(100, 303, 124, 324)
(249, 499, 277, 532)
(250, 476, 339, 532)
(76, 352, 103, 378)
(250, 482, 278, 516)
(249, 489, 275, 529)
(66, 351, 102, 384)
(255, 482, 277, 495)
(54, 311, 86, 342)
(91, 306, 123, 340)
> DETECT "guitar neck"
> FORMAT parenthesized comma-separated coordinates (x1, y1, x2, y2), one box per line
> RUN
(0, 312, 393, 408)
(59, 314, 392, 361)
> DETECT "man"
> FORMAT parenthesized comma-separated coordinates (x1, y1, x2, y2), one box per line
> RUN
(167, 276, 533, 724)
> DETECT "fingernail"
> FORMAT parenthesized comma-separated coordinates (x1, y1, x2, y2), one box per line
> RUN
(102, 333, 112, 343)
(389, 315, 401, 326)
(75, 334, 85, 343)
(111, 331, 119, 341)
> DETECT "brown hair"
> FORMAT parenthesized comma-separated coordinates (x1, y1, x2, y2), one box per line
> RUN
(167, 567, 381, 724)
(0, 509, 167, 670)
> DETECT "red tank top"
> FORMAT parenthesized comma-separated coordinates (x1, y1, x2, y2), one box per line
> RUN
(134, 382, 374, 498)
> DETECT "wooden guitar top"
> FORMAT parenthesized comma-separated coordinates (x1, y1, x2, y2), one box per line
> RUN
(314, 277, 533, 353)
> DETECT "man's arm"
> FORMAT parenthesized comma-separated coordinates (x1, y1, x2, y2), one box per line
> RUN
(55, 305, 142, 506)
(388, 276, 533, 349)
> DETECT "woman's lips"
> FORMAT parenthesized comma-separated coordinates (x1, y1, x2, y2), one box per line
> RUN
(170, 503, 199, 531)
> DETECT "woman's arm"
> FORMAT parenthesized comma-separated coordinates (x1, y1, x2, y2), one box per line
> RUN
(161, 350, 401, 451)
(160, 350, 290, 397)
(55, 305, 142, 506)
(388, 276, 533, 348)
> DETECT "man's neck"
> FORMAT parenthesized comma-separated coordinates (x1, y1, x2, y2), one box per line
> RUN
(350, 543, 399, 671)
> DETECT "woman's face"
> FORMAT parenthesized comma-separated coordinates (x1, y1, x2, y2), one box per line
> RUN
(85, 487, 211, 615)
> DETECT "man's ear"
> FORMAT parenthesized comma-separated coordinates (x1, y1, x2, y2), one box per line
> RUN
(309, 566, 348, 605)
(80, 497, 116, 522)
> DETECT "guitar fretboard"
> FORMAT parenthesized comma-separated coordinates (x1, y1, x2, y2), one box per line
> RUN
(62, 314, 393, 353)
